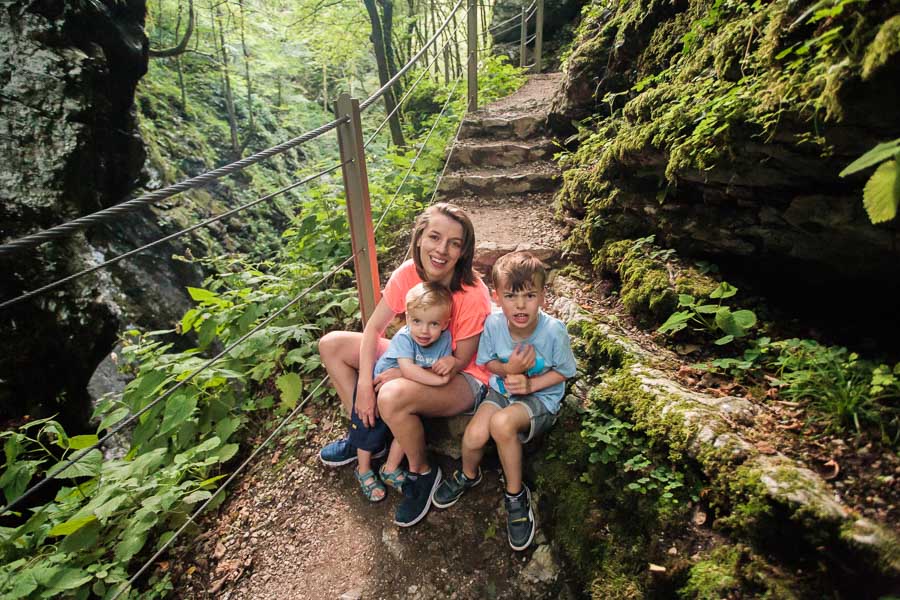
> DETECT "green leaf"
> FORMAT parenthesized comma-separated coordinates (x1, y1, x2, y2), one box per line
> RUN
(715, 308, 745, 337)
(211, 443, 239, 463)
(51, 449, 102, 479)
(98, 407, 129, 433)
(714, 334, 735, 345)
(48, 515, 97, 537)
(657, 311, 691, 334)
(731, 309, 757, 330)
(160, 391, 198, 436)
(187, 287, 225, 305)
(862, 159, 899, 224)
(276, 372, 303, 410)
(339, 296, 359, 315)
(676, 294, 695, 307)
(183, 490, 212, 504)
(44, 568, 92, 594)
(67, 435, 98, 450)
(840, 139, 900, 176)
(0, 459, 41, 504)
(709, 281, 738, 299)
(695, 304, 719, 314)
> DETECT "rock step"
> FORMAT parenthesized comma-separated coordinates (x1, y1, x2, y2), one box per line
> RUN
(438, 163, 560, 197)
(459, 114, 546, 141)
(448, 138, 556, 169)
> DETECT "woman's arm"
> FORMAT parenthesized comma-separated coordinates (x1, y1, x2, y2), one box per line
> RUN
(355, 300, 397, 427)
(450, 334, 481, 375)
(397, 358, 451, 386)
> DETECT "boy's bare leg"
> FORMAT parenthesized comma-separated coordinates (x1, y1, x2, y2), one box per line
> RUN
(462, 403, 500, 479)
(488, 404, 532, 494)
(382, 438, 406, 473)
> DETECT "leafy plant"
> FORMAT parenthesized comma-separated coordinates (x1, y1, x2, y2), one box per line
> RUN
(839, 138, 900, 224)
(657, 282, 758, 345)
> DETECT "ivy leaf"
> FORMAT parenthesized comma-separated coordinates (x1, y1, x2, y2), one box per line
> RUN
(862, 159, 899, 224)
(276, 372, 303, 411)
(840, 139, 900, 176)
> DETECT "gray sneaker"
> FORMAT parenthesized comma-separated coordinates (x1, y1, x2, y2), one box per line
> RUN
(432, 468, 482, 508)
(504, 485, 535, 551)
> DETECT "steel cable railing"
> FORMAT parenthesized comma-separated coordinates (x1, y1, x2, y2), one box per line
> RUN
(359, 0, 465, 112)
(486, 0, 535, 32)
(373, 75, 464, 234)
(0, 118, 346, 257)
(0, 251, 359, 519)
(492, 6, 536, 39)
(109, 375, 329, 600)
(0, 161, 348, 311)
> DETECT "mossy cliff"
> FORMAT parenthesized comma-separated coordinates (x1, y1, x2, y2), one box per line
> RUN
(532, 288, 900, 598)
(550, 0, 900, 342)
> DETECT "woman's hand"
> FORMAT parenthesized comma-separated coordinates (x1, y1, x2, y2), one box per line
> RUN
(504, 373, 530, 395)
(431, 355, 456, 376)
(355, 379, 378, 428)
(373, 367, 402, 393)
(505, 343, 536, 375)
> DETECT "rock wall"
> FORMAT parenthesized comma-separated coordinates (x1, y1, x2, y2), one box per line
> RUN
(550, 0, 900, 345)
(0, 0, 197, 426)
(490, 0, 585, 69)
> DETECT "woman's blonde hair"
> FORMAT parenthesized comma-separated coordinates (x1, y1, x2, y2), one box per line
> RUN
(410, 203, 477, 292)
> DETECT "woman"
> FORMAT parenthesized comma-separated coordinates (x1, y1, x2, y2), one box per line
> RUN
(318, 203, 491, 527)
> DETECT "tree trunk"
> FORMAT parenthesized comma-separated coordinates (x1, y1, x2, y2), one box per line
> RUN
(363, 0, 405, 146)
(323, 63, 328, 112)
(214, 5, 240, 157)
(150, 0, 194, 58)
(238, 0, 255, 134)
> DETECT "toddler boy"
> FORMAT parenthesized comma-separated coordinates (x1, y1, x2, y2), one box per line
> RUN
(320, 282, 455, 502)
(432, 252, 576, 550)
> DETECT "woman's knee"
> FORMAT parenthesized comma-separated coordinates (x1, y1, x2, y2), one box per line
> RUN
(376, 380, 411, 421)
(318, 330, 342, 361)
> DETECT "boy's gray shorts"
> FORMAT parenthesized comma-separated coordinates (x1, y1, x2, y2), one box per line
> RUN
(480, 388, 557, 443)
(461, 372, 488, 415)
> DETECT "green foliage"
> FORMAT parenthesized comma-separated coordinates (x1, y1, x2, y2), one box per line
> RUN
(839, 138, 900, 224)
(657, 281, 757, 345)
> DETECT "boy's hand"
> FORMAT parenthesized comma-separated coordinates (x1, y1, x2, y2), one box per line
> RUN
(355, 380, 378, 427)
(505, 343, 536, 374)
(504, 373, 530, 395)
(431, 355, 455, 376)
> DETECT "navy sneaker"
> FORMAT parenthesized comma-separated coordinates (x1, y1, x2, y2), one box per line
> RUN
(432, 468, 482, 508)
(394, 466, 442, 527)
(505, 485, 535, 551)
(319, 437, 386, 467)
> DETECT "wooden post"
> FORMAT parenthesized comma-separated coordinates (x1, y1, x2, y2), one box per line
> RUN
(467, 0, 477, 112)
(519, 6, 526, 68)
(334, 94, 380, 325)
(534, 0, 544, 73)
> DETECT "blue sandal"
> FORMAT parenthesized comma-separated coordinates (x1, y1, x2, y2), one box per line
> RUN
(355, 469, 386, 502)
(379, 464, 407, 492)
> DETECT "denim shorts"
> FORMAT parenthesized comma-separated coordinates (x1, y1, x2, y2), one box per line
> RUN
(481, 388, 557, 443)
(460, 372, 488, 415)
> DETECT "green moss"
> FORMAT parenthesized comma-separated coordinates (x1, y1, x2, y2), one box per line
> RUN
(569, 319, 629, 372)
(862, 15, 900, 80)
(679, 544, 800, 600)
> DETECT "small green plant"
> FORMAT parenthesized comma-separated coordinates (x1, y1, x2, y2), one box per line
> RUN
(696, 336, 773, 378)
(839, 138, 900, 224)
(657, 282, 757, 345)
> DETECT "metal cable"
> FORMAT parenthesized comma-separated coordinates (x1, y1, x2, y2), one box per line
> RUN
(0, 251, 358, 519)
(364, 21, 465, 149)
(0, 162, 348, 311)
(525, 33, 537, 44)
(359, 0, 465, 112)
(491, 8, 535, 38)
(0, 118, 347, 257)
(373, 76, 463, 234)
(109, 375, 328, 600)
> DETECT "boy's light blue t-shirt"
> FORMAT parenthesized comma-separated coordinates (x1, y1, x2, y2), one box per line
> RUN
(476, 311, 576, 414)
(374, 326, 453, 376)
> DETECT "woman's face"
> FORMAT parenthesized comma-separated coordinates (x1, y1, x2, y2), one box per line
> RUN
(417, 213, 464, 286)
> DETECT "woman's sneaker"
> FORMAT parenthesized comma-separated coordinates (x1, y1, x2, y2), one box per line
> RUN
(394, 467, 442, 527)
(504, 485, 535, 551)
(319, 437, 386, 467)
(432, 468, 482, 508)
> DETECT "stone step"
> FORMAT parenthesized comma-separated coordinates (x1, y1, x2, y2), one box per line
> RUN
(474, 241, 561, 279)
(448, 138, 557, 169)
(459, 114, 546, 141)
(438, 163, 560, 197)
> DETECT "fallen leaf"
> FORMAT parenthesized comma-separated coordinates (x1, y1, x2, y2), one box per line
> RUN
(271, 450, 281, 465)
(156, 561, 170, 572)
(756, 441, 777, 455)
(821, 459, 840, 480)
(186, 566, 197, 576)
(649, 563, 667, 573)
(777, 421, 803, 431)
(766, 387, 779, 400)
(214, 541, 227, 560)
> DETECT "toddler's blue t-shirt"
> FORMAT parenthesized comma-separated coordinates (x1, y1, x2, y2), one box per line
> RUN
(374, 326, 452, 376)
(476, 311, 576, 414)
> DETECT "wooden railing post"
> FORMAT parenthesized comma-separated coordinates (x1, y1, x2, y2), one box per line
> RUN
(519, 6, 527, 68)
(334, 94, 380, 325)
(467, 0, 477, 112)
(534, 0, 544, 73)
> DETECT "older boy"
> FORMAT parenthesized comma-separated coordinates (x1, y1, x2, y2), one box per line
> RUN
(432, 252, 576, 550)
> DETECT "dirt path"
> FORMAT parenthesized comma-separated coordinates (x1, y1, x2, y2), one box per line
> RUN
(172, 74, 571, 600)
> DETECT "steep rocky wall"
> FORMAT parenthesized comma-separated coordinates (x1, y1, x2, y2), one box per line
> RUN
(0, 0, 195, 426)
(550, 0, 900, 345)
(491, 0, 586, 69)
